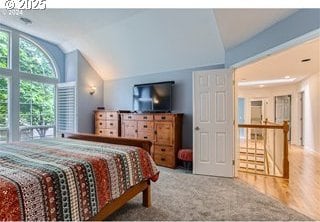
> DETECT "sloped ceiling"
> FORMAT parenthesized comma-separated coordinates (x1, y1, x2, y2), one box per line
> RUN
(0, 9, 297, 80)
(214, 9, 297, 49)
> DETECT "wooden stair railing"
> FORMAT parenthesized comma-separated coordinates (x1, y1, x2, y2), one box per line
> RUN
(238, 119, 289, 179)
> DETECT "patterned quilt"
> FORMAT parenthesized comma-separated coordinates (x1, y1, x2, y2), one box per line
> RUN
(0, 138, 159, 221)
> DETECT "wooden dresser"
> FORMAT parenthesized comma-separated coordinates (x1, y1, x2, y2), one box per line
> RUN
(121, 113, 183, 168)
(94, 110, 120, 137)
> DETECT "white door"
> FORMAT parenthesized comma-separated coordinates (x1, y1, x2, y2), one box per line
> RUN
(275, 95, 291, 140)
(193, 69, 234, 177)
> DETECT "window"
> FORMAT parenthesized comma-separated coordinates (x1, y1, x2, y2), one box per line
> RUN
(19, 37, 56, 78)
(0, 29, 58, 142)
(0, 76, 8, 143)
(0, 30, 9, 69)
(19, 80, 55, 141)
(17, 37, 57, 141)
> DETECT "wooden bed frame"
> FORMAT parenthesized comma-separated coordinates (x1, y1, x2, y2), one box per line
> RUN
(62, 133, 153, 220)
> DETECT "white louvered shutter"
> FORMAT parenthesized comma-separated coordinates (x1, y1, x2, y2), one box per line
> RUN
(56, 82, 77, 134)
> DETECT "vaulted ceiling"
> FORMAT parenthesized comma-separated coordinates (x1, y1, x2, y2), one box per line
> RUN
(0, 9, 297, 80)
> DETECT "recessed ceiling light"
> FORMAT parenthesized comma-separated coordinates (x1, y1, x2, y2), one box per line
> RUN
(301, 58, 311, 63)
(284, 75, 291, 79)
(238, 78, 296, 86)
(259, 84, 265, 88)
(20, 17, 32, 25)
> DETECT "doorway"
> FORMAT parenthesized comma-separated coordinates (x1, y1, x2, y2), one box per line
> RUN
(299, 92, 304, 146)
(275, 95, 292, 140)
(238, 98, 245, 139)
(250, 100, 263, 139)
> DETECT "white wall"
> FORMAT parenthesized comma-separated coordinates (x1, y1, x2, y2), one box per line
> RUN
(238, 73, 320, 153)
(78, 9, 226, 80)
(298, 73, 320, 152)
(238, 84, 300, 144)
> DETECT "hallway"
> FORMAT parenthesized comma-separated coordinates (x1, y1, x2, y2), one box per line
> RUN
(237, 145, 320, 220)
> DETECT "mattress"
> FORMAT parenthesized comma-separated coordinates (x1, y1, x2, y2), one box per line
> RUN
(0, 138, 159, 221)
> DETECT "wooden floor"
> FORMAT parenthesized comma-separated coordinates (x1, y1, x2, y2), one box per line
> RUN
(237, 145, 320, 220)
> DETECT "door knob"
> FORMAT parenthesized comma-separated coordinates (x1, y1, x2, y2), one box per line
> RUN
(195, 126, 200, 131)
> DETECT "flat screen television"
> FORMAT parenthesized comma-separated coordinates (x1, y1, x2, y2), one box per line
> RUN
(133, 81, 174, 112)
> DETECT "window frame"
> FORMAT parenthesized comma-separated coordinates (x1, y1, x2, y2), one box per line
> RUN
(0, 27, 59, 142)
(19, 35, 58, 80)
(0, 75, 9, 143)
(0, 29, 11, 70)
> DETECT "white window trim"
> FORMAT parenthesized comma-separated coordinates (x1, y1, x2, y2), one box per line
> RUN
(0, 28, 59, 142)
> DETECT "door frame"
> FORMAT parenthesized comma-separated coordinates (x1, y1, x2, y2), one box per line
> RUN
(231, 30, 319, 177)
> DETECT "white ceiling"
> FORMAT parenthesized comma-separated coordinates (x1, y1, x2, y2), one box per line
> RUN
(214, 9, 297, 49)
(0, 9, 298, 80)
(236, 37, 320, 88)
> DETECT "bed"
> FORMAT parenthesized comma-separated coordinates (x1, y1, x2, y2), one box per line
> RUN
(0, 133, 159, 221)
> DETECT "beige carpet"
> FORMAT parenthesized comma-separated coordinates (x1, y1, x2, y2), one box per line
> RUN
(108, 167, 310, 221)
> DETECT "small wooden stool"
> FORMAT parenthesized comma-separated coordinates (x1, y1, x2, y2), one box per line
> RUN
(178, 149, 193, 170)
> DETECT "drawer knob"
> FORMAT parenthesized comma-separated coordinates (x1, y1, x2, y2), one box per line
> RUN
(161, 116, 165, 120)
(161, 148, 165, 152)
(110, 114, 113, 117)
(110, 132, 113, 134)
(110, 123, 113, 126)
(99, 115, 102, 117)
(143, 116, 147, 119)
(161, 158, 166, 161)
(99, 131, 102, 133)
(128, 116, 132, 119)
(144, 125, 147, 128)
(144, 136, 147, 139)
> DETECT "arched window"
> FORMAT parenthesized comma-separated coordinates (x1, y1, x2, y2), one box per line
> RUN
(0, 29, 59, 142)
(18, 37, 57, 140)
(19, 37, 56, 78)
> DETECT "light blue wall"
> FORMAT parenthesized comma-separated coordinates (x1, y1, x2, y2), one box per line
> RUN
(65, 50, 78, 82)
(226, 9, 320, 67)
(0, 23, 65, 82)
(104, 64, 224, 147)
(77, 51, 104, 133)
(65, 50, 104, 133)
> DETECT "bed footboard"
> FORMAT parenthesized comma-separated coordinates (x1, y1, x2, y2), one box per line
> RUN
(62, 133, 152, 154)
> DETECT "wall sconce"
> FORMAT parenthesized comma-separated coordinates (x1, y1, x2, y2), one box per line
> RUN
(89, 86, 96, 95)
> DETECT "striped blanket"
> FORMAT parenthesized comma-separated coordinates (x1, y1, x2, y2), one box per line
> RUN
(0, 138, 159, 221)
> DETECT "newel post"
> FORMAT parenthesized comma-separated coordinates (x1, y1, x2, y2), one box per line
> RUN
(283, 121, 289, 179)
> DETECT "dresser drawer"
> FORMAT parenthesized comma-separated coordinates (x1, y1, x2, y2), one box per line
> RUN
(154, 114, 173, 121)
(154, 145, 174, 155)
(136, 114, 153, 121)
(106, 129, 118, 137)
(106, 112, 118, 120)
(154, 154, 175, 168)
(95, 111, 106, 120)
(138, 121, 154, 132)
(138, 131, 154, 141)
(96, 129, 106, 135)
(95, 120, 105, 128)
(122, 114, 136, 121)
(106, 120, 118, 129)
